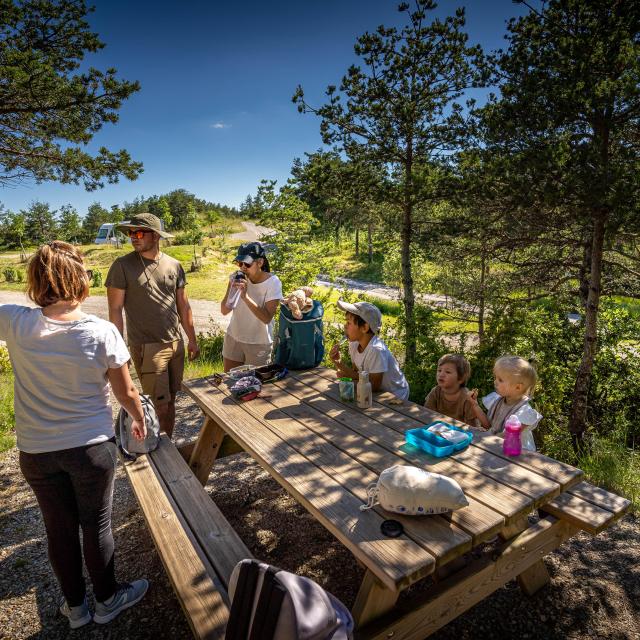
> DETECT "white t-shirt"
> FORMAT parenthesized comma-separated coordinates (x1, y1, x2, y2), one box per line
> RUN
(0, 305, 131, 454)
(348, 335, 409, 400)
(226, 274, 283, 344)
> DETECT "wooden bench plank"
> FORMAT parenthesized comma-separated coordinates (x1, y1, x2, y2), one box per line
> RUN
(268, 379, 504, 547)
(540, 492, 616, 535)
(123, 452, 229, 639)
(568, 481, 631, 516)
(149, 435, 252, 587)
(183, 377, 435, 591)
(283, 374, 548, 523)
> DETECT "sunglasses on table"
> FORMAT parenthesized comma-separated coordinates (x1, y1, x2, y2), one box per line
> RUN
(128, 229, 154, 239)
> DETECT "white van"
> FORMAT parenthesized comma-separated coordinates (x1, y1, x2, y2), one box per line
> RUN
(94, 223, 125, 245)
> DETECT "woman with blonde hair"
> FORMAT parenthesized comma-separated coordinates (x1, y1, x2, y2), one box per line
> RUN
(0, 241, 148, 629)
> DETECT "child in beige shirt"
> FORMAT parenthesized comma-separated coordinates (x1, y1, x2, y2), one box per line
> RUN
(424, 354, 484, 428)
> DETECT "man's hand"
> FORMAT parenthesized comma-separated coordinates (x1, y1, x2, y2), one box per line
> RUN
(187, 340, 200, 361)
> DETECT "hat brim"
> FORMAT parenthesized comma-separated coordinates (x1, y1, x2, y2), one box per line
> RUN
(116, 222, 174, 239)
(233, 254, 255, 264)
(336, 299, 380, 333)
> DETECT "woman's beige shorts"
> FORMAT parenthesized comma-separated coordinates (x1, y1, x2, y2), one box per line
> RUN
(222, 333, 271, 366)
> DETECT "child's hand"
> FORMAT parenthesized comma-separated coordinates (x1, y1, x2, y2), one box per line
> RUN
(329, 343, 341, 365)
(469, 388, 480, 405)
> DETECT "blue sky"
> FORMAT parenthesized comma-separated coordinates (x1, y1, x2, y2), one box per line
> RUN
(0, 1, 526, 216)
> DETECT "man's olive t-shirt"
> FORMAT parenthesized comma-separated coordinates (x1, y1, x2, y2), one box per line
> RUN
(105, 251, 187, 345)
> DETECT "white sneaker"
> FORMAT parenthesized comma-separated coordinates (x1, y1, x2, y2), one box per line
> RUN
(60, 597, 92, 629)
(93, 579, 149, 624)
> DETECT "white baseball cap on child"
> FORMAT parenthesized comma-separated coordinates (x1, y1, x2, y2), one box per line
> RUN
(337, 300, 382, 334)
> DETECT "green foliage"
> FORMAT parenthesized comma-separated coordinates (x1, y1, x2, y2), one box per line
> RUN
(3, 267, 22, 283)
(257, 181, 337, 294)
(57, 204, 83, 243)
(23, 201, 57, 245)
(91, 270, 103, 288)
(0, 347, 15, 452)
(185, 325, 225, 379)
(0, 0, 142, 189)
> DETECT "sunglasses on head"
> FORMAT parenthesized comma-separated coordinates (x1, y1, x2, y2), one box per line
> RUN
(128, 229, 153, 239)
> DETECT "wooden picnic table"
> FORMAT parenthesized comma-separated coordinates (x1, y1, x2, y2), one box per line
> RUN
(180, 367, 629, 639)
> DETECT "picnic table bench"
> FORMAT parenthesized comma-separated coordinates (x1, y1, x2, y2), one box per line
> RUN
(123, 367, 630, 639)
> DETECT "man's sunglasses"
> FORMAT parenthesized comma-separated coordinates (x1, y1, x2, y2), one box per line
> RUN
(236, 260, 254, 268)
(128, 229, 154, 239)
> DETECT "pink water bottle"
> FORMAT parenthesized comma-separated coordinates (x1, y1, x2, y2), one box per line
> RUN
(503, 414, 522, 456)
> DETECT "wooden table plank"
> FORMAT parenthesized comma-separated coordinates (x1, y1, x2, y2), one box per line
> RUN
(284, 373, 550, 522)
(183, 377, 435, 591)
(368, 386, 584, 492)
(243, 382, 473, 565)
(298, 371, 561, 508)
(269, 379, 504, 546)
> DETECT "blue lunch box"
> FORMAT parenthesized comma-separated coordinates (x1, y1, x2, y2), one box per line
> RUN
(405, 421, 473, 457)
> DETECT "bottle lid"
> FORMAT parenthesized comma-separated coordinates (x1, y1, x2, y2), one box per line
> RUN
(505, 414, 522, 431)
(339, 377, 352, 382)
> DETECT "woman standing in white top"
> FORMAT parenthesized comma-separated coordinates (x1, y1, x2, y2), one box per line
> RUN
(1, 242, 149, 629)
(221, 242, 283, 371)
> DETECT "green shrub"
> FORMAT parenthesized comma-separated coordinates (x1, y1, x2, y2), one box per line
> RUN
(0, 347, 15, 451)
(3, 267, 22, 283)
(91, 270, 103, 287)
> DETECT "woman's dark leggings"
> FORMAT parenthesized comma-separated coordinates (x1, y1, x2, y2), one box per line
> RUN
(19, 439, 119, 606)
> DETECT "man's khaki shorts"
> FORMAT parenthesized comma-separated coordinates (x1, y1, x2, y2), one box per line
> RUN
(222, 333, 271, 366)
(129, 340, 184, 405)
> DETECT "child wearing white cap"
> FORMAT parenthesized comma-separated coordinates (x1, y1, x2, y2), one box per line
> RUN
(329, 300, 409, 400)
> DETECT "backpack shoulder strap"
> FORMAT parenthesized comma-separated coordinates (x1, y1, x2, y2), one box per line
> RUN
(249, 566, 286, 640)
(226, 561, 261, 640)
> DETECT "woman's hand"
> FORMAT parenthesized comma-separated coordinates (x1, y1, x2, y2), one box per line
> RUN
(131, 417, 147, 441)
(236, 278, 248, 299)
(329, 342, 341, 365)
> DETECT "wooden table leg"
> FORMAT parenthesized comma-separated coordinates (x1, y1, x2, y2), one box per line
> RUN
(501, 514, 551, 595)
(352, 570, 399, 628)
(188, 415, 227, 485)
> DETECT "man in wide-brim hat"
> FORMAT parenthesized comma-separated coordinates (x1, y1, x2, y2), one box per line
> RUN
(106, 213, 199, 437)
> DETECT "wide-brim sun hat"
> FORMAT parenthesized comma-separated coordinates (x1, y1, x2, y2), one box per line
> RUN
(116, 213, 174, 239)
(336, 300, 382, 334)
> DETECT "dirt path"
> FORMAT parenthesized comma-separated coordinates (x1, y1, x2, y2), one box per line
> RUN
(0, 291, 230, 334)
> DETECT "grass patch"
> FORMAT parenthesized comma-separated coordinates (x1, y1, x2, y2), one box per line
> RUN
(0, 348, 15, 452)
(578, 436, 640, 512)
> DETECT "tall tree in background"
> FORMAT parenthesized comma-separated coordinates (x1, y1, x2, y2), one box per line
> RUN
(23, 201, 57, 244)
(480, 0, 640, 448)
(0, 0, 142, 189)
(294, 1, 483, 361)
(57, 204, 83, 242)
(82, 201, 112, 240)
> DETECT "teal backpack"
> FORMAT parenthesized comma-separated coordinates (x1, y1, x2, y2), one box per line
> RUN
(274, 300, 324, 370)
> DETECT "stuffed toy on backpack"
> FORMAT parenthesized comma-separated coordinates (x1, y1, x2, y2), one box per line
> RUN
(226, 559, 353, 640)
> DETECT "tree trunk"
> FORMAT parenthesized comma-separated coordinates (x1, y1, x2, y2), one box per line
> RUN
(355, 226, 360, 256)
(477, 247, 488, 346)
(402, 159, 416, 363)
(578, 233, 592, 308)
(568, 212, 606, 453)
(367, 222, 373, 264)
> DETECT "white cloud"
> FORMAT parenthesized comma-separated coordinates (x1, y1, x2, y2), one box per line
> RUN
(210, 122, 231, 129)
